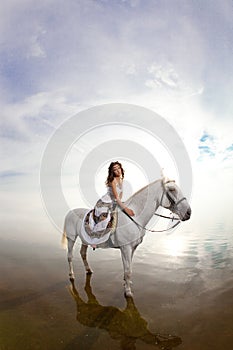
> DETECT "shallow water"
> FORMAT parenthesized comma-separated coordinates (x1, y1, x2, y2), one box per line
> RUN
(1, 222, 233, 350)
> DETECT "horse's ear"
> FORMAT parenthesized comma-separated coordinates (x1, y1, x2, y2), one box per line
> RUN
(161, 168, 167, 182)
(161, 169, 168, 184)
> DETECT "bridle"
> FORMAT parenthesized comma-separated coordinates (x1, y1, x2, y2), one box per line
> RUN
(155, 179, 187, 216)
(123, 179, 186, 233)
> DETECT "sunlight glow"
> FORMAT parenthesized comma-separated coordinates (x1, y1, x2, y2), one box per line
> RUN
(165, 235, 186, 257)
(61, 124, 179, 208)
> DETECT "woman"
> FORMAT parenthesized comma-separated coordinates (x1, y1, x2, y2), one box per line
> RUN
(90, 162, 134, 233)
(104, 161, 135, 217)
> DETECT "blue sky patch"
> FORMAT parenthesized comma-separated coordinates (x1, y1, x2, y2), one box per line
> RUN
(226, 144, 233, 152)
(199, 132, 215, 143)
(198, 132, 216, 159)
(0, 170, 26, 178)
(198, 145, 215, 157)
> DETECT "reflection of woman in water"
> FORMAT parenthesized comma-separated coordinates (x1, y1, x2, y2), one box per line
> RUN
(90, 162, 134, 233)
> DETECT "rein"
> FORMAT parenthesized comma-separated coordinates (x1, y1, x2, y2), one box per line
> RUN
(122, 209, 181, 233)
(122, 180, 186, 233)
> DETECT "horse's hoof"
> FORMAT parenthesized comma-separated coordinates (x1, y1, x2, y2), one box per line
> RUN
(124, 290, 133, 298)
(69, 274, 75, 281)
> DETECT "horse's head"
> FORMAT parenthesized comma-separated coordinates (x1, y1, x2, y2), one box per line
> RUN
(161, 179, 191, 221)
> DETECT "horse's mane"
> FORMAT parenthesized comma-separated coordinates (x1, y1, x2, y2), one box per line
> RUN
(125, 178, 161, 203)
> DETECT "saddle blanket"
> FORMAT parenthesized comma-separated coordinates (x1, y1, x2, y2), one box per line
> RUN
(81, 209, 118, 246)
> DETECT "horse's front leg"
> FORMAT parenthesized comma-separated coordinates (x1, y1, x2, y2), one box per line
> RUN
(120, 245, 133, 297)
(67, 238, 75, 280)
(80, 244, 93, 274)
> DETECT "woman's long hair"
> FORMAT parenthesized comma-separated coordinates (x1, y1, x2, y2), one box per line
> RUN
(105, 161, 124, 186)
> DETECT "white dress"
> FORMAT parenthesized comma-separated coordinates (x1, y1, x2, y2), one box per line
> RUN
(89, 183, 123, 233)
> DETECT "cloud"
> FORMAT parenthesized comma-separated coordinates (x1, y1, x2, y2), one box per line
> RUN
(120, 0, 140, 7)
(26, 27, 47, 58)
(0, 0, 206, 102)
(145, 63, 179, 89)
(0, 0, 232, 236)
(0, 90, 79, 138)
(0, 0, 231, 114)
(0, 89, 82, 185)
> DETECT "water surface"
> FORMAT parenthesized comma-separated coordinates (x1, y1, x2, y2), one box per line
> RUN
(1, 222, 233, 349)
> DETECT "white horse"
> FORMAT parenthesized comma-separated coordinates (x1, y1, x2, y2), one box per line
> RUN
(63, 178, 191, 297)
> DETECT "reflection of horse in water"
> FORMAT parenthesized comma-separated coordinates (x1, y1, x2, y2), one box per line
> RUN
(69, 274, 182, 350)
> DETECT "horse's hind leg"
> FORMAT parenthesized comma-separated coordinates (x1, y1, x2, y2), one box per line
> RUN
(67, 238, 75, 280)
(120, 245, 133, 297)
(80, 244, 93, 274)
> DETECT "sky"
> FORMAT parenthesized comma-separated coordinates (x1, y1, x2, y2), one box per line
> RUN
(0, 0, 233, 242)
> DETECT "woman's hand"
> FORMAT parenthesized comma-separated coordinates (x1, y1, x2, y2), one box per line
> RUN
(124, 207, 135, 217)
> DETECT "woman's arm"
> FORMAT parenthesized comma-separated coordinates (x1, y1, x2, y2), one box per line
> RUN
(111, 180, 134, 216)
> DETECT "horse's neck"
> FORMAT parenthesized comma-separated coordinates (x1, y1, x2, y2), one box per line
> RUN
(127, 180, 162, 226)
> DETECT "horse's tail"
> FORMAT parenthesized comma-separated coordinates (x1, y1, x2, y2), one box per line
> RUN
(61, 229, 67, 249)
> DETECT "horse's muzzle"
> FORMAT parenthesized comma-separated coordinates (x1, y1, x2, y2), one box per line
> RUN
(181, 207, 191, 221)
